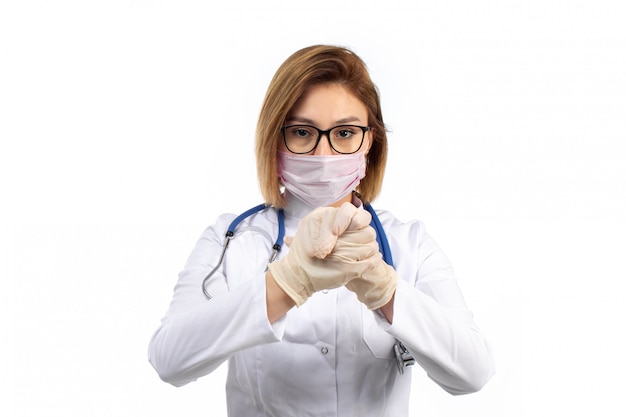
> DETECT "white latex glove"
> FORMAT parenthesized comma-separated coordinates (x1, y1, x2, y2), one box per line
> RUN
(268, 203, 377, 306)
(345, 260, 398, 310)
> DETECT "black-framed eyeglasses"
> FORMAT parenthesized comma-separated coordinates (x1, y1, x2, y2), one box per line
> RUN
(280, 124, 370, 154)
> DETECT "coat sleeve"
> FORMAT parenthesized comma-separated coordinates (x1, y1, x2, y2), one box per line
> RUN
(147, 214, 284, 387)
(377, 214, 495, 395)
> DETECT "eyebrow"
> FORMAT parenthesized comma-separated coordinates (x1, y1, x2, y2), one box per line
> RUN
(285, 116, 363, 125)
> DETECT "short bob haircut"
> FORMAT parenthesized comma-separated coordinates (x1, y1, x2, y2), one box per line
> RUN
(256, 45, 388, 208)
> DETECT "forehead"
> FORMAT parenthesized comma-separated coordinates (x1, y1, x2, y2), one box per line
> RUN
(288, 83, 368, 124)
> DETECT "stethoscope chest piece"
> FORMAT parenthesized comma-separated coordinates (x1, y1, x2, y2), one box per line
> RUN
(394, 341, 416, 375)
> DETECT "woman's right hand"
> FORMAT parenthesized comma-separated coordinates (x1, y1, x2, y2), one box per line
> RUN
(267, 203, 378, 306)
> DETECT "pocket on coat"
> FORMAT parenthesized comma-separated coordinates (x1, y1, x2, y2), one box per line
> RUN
(361, 304, 396, 360)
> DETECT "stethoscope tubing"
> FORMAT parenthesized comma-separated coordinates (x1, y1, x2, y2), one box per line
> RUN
(201, 204, 284, 300)
(202, 203, 389, 299)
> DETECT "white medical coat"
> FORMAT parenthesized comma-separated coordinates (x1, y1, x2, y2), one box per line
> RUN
(148, 194, 495, 416)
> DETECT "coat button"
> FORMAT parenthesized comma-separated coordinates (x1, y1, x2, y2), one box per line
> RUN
(321, 346, 329, 354)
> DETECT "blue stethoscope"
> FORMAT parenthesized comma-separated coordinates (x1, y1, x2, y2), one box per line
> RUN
(201, 202, 415, 374)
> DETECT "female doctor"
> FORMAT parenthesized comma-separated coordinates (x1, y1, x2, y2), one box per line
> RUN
(148, 45, 495, 416)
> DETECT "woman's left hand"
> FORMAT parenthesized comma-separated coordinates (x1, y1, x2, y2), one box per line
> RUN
(345, 258, 397, 311)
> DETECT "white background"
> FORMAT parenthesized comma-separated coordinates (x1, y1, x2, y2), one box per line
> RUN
(1, 1, 625, 416)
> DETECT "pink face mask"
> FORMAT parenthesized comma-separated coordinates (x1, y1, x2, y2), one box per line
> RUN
(277, 151, 367, 208)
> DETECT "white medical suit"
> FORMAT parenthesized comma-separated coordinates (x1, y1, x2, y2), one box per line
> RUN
(148, 193, 495, 416)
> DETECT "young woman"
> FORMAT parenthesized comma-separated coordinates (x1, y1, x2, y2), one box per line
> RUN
(148, 45, 494, 416)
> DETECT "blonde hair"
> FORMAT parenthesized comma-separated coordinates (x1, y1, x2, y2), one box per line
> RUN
(255, 45, 388, 207)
